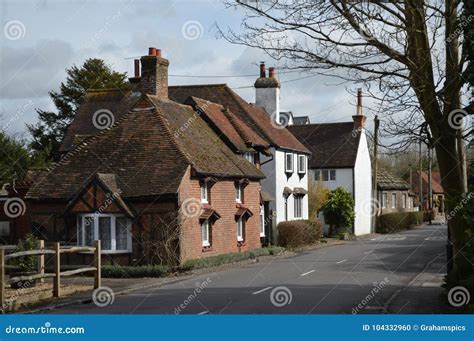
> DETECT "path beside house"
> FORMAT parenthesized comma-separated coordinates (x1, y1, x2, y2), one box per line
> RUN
(36, 223, 451, 314)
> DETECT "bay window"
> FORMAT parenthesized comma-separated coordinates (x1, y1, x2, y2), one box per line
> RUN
(77, 214, 131, 252)
(297, 155, 306, 174)
(235, 183, 242, 203)
(294, 195, 303, 219)
(200, 182, 208, 203)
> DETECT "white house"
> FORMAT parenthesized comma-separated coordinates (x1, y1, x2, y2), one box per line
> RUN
(253, 64, 311, 230)
(168, 63, 310, 244)
(288, 89, 373, 236)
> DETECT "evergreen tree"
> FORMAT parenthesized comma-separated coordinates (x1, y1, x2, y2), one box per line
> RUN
(27, 59, 128, 161)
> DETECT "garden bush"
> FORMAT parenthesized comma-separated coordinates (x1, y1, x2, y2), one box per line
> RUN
(377, 211, 423, 234)
(101, 264, 171, 278)
(277, 219, 322, 247)
(181, 246, 285, 270)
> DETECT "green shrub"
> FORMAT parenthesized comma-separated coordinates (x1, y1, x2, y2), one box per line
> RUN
(320, 187, 355, 236)
(102, 264, 171, 278)
(277, 219, 322, 247)
(377, 211, 423, 234)
(181, 246, 284, 270)
(14, 234, 39, 273)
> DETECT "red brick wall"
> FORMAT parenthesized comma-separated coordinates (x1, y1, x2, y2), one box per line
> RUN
(179, 167, 262, 262)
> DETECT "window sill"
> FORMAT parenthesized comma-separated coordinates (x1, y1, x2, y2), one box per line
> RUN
(202, 246, 213, 252)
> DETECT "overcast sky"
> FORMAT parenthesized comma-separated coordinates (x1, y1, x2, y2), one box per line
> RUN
(0, 0, 365, 137)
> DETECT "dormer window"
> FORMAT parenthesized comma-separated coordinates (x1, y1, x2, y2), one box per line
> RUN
(200, 182, 208, 203)
(297, 155, 306, 174)
(235, 183, 243, 203)
(285, 153, 293, 173)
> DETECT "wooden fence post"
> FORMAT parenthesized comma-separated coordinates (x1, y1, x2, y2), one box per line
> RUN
(94, 240, 101, 289)
(53, 242, 60, 297)
(0, 249, 4, 311)
(38, 240, 45, 284)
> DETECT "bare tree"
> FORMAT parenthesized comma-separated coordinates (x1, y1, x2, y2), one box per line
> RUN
(219, 0, 473, 282)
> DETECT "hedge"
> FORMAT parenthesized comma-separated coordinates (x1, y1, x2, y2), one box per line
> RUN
(277, 219, 322, 247)
(102, 264, 171, 278)
(181, 246, 285, 270)
(101, 246, 285, 278)
(376, 211, 423, 234)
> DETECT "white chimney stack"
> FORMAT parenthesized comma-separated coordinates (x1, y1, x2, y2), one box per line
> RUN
(254, 63, 280, 122)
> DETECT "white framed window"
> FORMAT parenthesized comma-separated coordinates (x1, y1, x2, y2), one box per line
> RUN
(297, 155, 306, 174)
(201, 220, 210, 247)
(243, 152, 255, 164)
(77, 214, 132, 252)
(294, 195, 303, 218)
(237, 217, 244, 241)
(285, 153, 293, 173)
(200, 182, 208, 203)
(259, 204, 265, 237)
(235, 183, 242, 203)
(382, 193, 387, 209)
(402, 194, 407, 209)
(392, 193, 397, 209)
(314, 169, 336, 181)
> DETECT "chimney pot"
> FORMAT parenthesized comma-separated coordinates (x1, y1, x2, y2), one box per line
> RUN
(269, 67, 276, 78)
(156, 49, 162, 57)
(134, 59, 140, 77)
(259, 62, 266, 78)
(148, 47, 157, 56)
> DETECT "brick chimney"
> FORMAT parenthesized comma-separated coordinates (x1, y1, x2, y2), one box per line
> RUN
(254, 63, 281, 119)
(140, 47, 169, 99)
(128, 59, 141, 93)
(352, 88, 366, 130)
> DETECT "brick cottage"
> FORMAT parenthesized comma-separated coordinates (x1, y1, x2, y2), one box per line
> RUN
(26, 48, 265, 265)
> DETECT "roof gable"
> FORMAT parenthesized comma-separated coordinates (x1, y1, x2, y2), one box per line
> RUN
(288, 122, 360, 169)
(169, 84, 309, 153)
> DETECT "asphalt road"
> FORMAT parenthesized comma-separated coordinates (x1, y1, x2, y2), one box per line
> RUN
(46, 224, 448, 314)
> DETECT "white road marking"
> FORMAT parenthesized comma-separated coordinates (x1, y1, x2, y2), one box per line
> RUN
(198, 311, 209, 315)
(251, 286, 273, 295)
(300, 270, 316, 277)
(336, 259, 347, 264)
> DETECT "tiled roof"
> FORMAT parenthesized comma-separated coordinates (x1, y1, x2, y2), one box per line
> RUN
(27, 95, 264, 200)
(377, 169, 410, 190)
(60, 89, 141, 153)
(411, 171, 444, 194)
(169, 84, 309, 153)
(288, 122, 360, 168)
(186, 97, 268, 152)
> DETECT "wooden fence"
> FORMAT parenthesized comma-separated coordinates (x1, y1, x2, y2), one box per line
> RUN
(0, 240, 101, 310)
